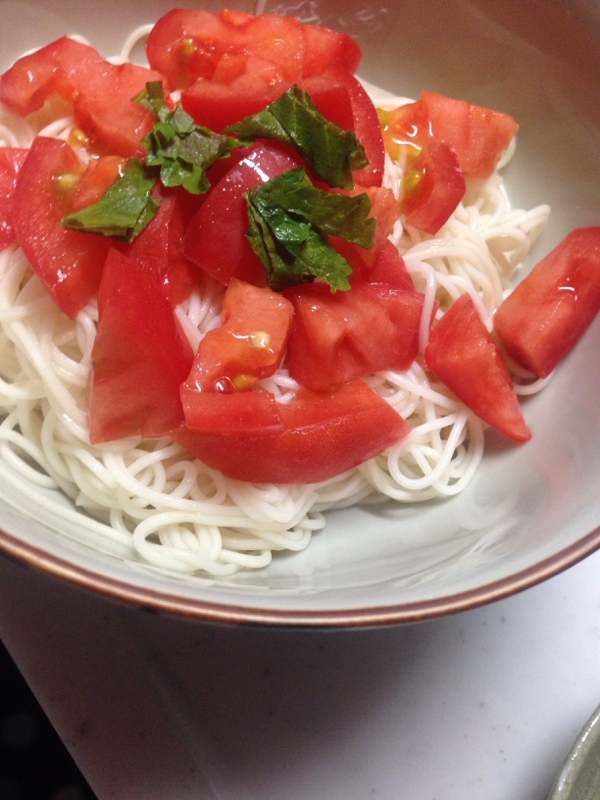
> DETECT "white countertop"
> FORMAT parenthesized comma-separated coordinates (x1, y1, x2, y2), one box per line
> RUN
(1, 546, 599, 800)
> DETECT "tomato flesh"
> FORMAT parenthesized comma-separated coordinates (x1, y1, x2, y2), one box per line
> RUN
(0, 36, 166, 157)
(11, 136, 111, 318)
(284, 281, 425, 391)
(183, 279, 293, 393)
(403, 140, 466, 235)
(172, 378, 410, 484)
(0, 147, 28, 251)
(89, 248, 195, 443)
(494, 227, 600, 378)
(424, 293, 531, 441)
(179, 389, 284, 436)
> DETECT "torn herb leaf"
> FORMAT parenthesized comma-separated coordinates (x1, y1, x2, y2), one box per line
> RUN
(60, 158, 160, 242)
(245, 167, 375, 291)
(139, 82, 244, 195)
(227, 85, 369, 190)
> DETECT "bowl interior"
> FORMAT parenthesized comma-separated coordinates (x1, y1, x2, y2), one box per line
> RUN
(0, 0, 599, 625)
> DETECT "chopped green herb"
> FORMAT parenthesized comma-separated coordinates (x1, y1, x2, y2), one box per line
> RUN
(245, 167, 375, 291)
(139, 81, 244, 195)
(227, 85, 369, 190)
(60, 158, 160, 242)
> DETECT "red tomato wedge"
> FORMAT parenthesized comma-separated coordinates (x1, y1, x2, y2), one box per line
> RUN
(89, 249, 194, 443)
(183, 140, 303, 286)
(171, 378, 410, 484)
(424, 293, 531, 441)
(325, 69, 385, 187)
(69, 155, 126, 211)
(284, 281, 425, 391)
(364, 239, 415, 290)
(381, 92, 518, 180)
(119, 185, 203, 307)
(403, 140, 466, 235)
(302, 23, 362, 77)
(11, 136, 111, 319)
(0, 36, 165, 157)
(147, 9, 306, 91)
(146, 9, 362, 92)
(0, 147, 28, 251)
(179, 389, 284, 436)
(418, 91, 519, 179)
(183, 279, 293, 393)
(494, 227, 600, 378)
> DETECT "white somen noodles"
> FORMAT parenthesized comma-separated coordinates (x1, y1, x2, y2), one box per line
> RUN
(0, 26, 551, 576)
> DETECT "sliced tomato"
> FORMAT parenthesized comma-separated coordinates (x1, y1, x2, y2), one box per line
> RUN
(89, 248, 195, 443)
(179, 389, 284, 436)
(325, 69, 385, 187)
(0, 36, 165, 157)
(74, 61, 168, 158)
(424, 293, 531, 441)
(403, 140, 466, 235)
(11, 136, 111, 318)
(380, 92, 518, 180)
(361, 239, 415, 290)
(494, 227, 600, 378)
(69, 155, 126, 211)
(183, 140, 303, 286)
(171, 378, 410, 484)
(181, 72, 293, 133)
(120, 185, 203, 307)
(183, 279, 293, 393)
(0, 147, 28, 251)
(302, 22, 362, 76)
(147, 9, 306, 91)
(284, 281, 425, 391)
(418, 91, 519, 179)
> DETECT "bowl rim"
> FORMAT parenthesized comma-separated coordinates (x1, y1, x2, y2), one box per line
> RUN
(1, 522, 600, 627)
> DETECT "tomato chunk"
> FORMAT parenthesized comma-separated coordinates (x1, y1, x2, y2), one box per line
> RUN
(183, 141, 303, 286)
(381, 92, 518, 180)
(424, 293, 531, 441)
(284, 281, 425, 391)
(302, 23, 362, 76)
(325, 69, 385, 187)
(403, 140, 466, 235)
(11, 137, 110, 318)
(494, 227, 600, 377)
(179, 389, 284, 436)
(89, 249, 195, 443)
(0, 36, 165, 157)
(147, 9, 306, 91)
(183, 279, 293, 393)
(172, 378, 410, 484)
(0, 147, 28, 251)
(120, 185, 203, 307)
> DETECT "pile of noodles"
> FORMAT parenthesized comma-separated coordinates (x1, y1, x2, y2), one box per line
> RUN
(0, 26, 551, 576)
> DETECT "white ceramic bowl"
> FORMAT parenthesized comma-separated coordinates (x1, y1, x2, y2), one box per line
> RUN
(0, 0, 599, 627)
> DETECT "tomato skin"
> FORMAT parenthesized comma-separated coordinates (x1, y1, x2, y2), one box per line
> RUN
(0, 37, 165, 158)
(183, 140, 303, 286)
(424, 293, 531, 442)
(11, 136, 111, 319)
(0, 147, 28, 251)
(184, 279, 294, 393)
(89, 249, 195, 443)
(494, 227, 600, 378)
(284, 281, 425, 391)
(171, 378, 410, 484)
(403, 140, 466, 235)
